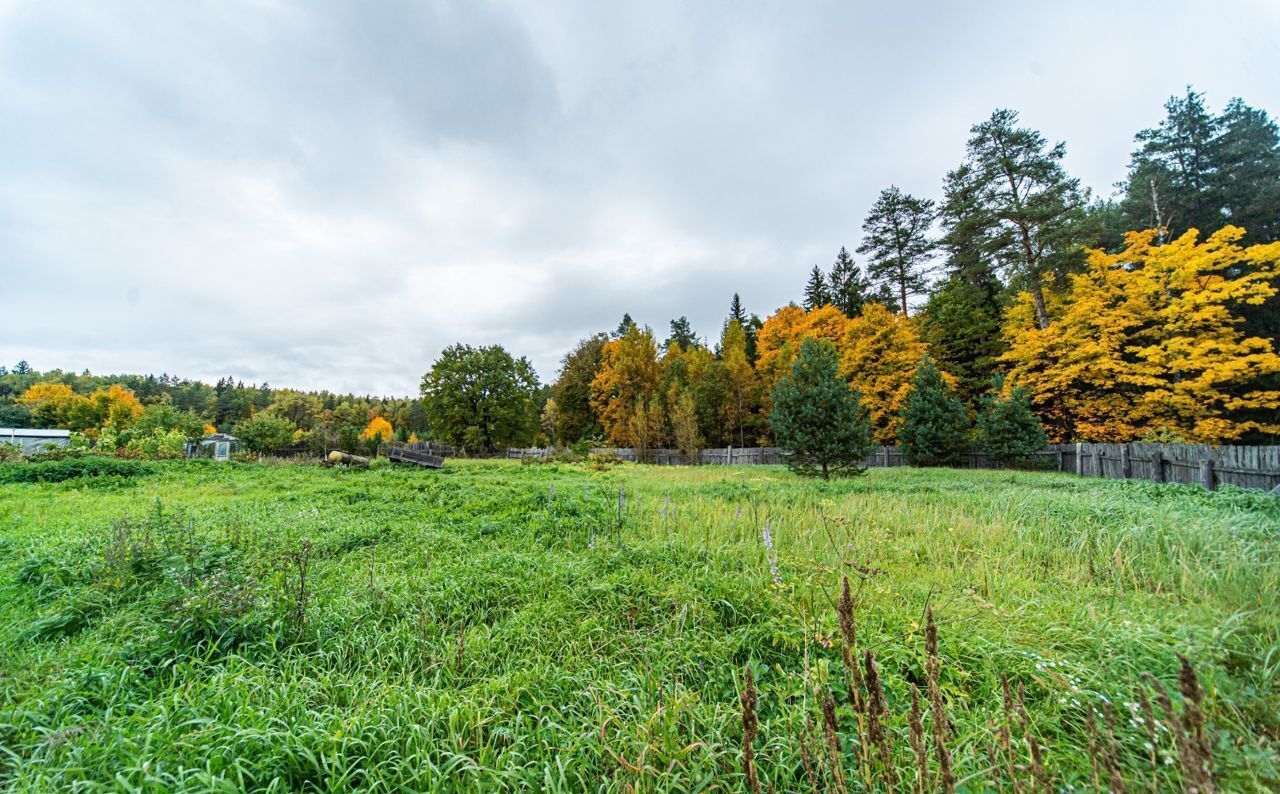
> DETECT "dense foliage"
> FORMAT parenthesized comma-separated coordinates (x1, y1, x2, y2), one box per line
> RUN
(975, 375, 1049, 466)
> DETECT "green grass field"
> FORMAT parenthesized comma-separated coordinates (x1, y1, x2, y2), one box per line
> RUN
(0, 459, 1277, 791)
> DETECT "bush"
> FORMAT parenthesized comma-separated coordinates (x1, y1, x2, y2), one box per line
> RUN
(898, 356, 970, 467)
(975, 375, 1048, 466)
(770, 338, 873, 479)
(0, 456, 155, 483)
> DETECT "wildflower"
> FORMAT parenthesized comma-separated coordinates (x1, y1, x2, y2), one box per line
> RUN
(761, 521, 781, 585)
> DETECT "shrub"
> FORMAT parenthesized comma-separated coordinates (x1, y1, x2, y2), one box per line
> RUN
(770, 338, 873, 479)
(975, 375, 1048, 466)
(898, 356, 969, 467)
(0, 456, 154, 483)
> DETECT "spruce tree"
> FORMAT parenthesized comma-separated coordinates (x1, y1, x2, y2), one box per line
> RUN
(770, 338, 872, 479)
(613, 313, 636, 338)
(1214, 97, 1280, 244)
(898, 356, 969, 467)
(828, 246, 870, 317)
(975, 375, 1048, 467)
(802, 265, 831, 310)
(857, 186, 937, 316)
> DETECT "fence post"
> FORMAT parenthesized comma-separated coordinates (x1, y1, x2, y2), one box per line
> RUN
(1199, 459, 1215, 491)
(1091, 448, 1102, 478)
(727, 445, 733, 465)
(1056, 447, 1064, 472)
(1076, 443, 1084, 476)
(1151, 450, 1165, 483)
(1120, 445, 1132, 479)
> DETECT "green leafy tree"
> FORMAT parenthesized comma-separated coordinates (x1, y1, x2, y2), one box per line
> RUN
(770, 338, 872, 479)
(942, 109, 1089, 329)
(857, 186, 937, 316)
(233, 413, 297, 454)
(421, 344, 539, 452)
(828, 246, 870, 317)
(552, 333, 608, 442)
(898, 356, 970, 467)
(975, 375, 1048, 466)
(802, 266, 830, 311)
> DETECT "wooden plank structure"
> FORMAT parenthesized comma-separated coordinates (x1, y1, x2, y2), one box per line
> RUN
(382, 443, 445, 469)
(502, 442, 1280, 492)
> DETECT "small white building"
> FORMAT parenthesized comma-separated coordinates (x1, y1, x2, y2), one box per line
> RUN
(1, 427, 72, 453)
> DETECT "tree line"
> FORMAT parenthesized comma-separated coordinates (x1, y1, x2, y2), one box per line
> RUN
(5, 87, 1279, 458)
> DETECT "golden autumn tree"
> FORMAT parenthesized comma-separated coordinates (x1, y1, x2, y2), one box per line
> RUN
(840, 302, 935, 443)
(1002, 227, 1280, 442)
(18, 383, 84, 427)
(590, 324, 662, 447)
(755, 304, 852, 394)
(720, 320, 757, 447)
(360, 416, 394, 443)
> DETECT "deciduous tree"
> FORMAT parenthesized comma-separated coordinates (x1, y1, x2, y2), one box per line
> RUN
(421, 344, 539, 451)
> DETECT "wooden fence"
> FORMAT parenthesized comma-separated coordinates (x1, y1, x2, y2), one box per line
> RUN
(504, 442, 1280, 492)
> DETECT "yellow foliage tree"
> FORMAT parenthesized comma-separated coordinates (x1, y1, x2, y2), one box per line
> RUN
(1002, 227, 1280, 442)
(18, 383, 83, 427)
(591, 324, 663, 446)
(755, 304, 851, 393)
(839, 302, 935, 443)
(361, 416, 394, 442)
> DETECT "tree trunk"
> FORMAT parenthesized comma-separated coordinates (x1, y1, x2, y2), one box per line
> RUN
(1031, 281, 1050, 330)
(822, 461, 829, 479)
(899, 280, 909, 317)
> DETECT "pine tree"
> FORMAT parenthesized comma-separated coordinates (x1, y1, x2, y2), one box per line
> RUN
(613, 313, 636, 338)
(857, 186, 937, 316)
(13, 360, 31, 375)
(1120, 87, 1220, 240)
(975, 375, 1048, 466)
(898, 356, 970, 467)
(770, 338, 872, 479)
(665, 316, 699, 351)
(828, 246, 870, 317)
(919, 251, 1007, 405)
(942, 109, 1089, 330)
(803, 266, 830, 310)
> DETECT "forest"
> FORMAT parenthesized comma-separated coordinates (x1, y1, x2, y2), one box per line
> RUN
(3, 88, 1279, 457)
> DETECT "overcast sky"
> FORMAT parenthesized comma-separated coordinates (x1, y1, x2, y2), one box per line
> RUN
(2, 1, 1278, 395)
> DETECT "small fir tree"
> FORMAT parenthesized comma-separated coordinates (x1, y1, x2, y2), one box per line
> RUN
(898, 356, 969, 466)
(802, 266, 831, 310)
(975, 375, 1048, 466)
(770, 338, 872, 479)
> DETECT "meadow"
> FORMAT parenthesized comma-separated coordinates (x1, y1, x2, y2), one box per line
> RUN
(0, 458, 1276, 791)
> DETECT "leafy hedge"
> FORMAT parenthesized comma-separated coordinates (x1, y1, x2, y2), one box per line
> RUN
(0, 456, 155, 483)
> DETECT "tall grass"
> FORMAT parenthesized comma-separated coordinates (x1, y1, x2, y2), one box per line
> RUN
(0, 459, 1275, 790)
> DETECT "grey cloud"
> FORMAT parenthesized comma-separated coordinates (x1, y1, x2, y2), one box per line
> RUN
(2, 0, 1278, 394)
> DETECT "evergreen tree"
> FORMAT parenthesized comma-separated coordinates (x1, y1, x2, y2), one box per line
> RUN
(1120, 87, 1220, 240)
(975, 375, 1048, 466)
(724, 294, 761, 365)
(828, 246, 870, 317)
(1214, 97, 1280, 243)
(857, 186, 937, 316)
(665, 316, 699, 351)
(898, 356, 969, 467)
(919, 261, 1007, 406)
(613, 313, 636, 338)
(802, 265, 830, 310)
(770, 338, 872, 479)
(13, 361, 31, 375)
(942, 109, 1089, 330)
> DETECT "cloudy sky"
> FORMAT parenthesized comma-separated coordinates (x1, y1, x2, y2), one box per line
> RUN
(2, 1, 1278, 395)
